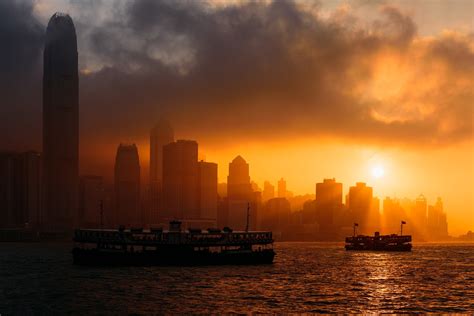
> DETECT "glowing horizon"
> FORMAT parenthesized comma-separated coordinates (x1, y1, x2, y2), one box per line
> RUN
(2, 0, 473, 236)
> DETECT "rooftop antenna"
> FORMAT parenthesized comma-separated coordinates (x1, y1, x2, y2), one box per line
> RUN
(246, 202, 250, 232)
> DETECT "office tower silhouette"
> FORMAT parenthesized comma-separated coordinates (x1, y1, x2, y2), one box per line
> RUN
(427, 197, 448, 239)
(198, 161, 218, 223)
(227, 156, 256, 230)
(20, 152, 42, 229)
(262, 181, 275, 202)
(0, 152, 42, 229)
(79, 176, 103, 228)
(42, 13, 78, 231)
(370, 196, 381, 231)
(150, 121, 174, 183)
(114, 144, 140, 226)
(277, 178, 287, 198)
(413, 194, 427, 226)
(261, 197, 291, 233)
(315, 178, 343, 228)
(348, 182, 373, 233)
(227, 156, 252, 201)
(148, 121, 174, 223)
(162, 140, 199, 220)
(383, 197, 405, 232)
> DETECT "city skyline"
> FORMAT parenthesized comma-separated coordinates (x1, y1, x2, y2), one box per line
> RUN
(3, 32, 454, 240)
(1, 121, 452, 240)
(69, 120, 455, 240)
(1, 2, 473, 314)
(0, 0, 472, 236)
(66, 134, 465, 236)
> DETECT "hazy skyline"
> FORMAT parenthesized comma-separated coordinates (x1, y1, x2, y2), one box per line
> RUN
(0, 0, 472, 235)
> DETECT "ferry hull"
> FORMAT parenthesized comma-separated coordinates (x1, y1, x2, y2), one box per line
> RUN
(345, 233, 412, 252)
(72, 248, 275, 266)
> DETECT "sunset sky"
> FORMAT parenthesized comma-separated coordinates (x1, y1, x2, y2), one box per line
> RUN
(0, 0, 472, 235)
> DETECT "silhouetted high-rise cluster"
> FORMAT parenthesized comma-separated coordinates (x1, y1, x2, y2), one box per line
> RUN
(0, 13, 453, 241)
(107, 135, 219, 229)
(0, 152, 41, 229)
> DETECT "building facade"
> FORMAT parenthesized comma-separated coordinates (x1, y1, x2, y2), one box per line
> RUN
(42, 13, 79, 231)
(79, 176, 103, 228)
(162, 140, 199, 220)
(262, 181, 275, 202)
(277, 178, 287, 198)
(114, 144, 140, 226)
(227, 156, 252, 201)
(0, 152, 42, 229)
(149, 121, 174, 220)
(198, 161, 218, 223)
(315, 178, 343, 228)
(348, 182, 373, 233)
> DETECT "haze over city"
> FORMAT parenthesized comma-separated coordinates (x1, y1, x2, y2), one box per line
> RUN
(1, 1, 474, 314)
(1, 0, 473, 236)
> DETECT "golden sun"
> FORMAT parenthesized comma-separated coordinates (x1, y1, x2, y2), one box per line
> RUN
(372, 165, 385, 179)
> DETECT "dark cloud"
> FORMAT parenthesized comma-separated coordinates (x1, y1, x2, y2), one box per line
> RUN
(0, 0, 472, 156)
(0, 0, 43, 149)
(373, 6, 417, 45)
(0, 0, 43, 74)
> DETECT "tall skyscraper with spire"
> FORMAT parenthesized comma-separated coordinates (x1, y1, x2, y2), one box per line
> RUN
(42, 13, 78, 231)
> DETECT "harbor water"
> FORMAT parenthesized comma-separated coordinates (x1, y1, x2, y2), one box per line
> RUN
(1, 242, 473, 313)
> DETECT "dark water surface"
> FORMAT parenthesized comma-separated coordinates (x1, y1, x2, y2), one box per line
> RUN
(1, 242, 473, 314)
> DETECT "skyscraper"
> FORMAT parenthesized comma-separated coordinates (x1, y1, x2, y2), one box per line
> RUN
(79, 175, 103, 228)
(261, 197, 291, 233)
(277, 178, 286, 198)
(19, 152, 42, 229)
(413, 194, 427, 226)
(227, 156, 252, 201)
(315, 178, 343, 228)
(150, 121, 174, 183)
(198, 161, 218, 222)
(262, 181, 275, 202)
(148, 121, 174, 221)
(316, 179, 342, 207)
(348, 182, 373, 233)
(114, 144, 140, 226)
(383, 197, 406, 232)
(42, 13, 78, 231)
(427, 197, 448, 239)
(0, 152, 42, 229)
(227, 156, 257, 230)
(162, 140, 199, 220)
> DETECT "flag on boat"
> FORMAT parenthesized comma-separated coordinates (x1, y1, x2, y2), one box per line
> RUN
(401, 221, 406, 224)
(354, 223, 359, 226)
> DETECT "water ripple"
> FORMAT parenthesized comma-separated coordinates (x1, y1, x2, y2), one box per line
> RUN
(0, 242, 473, 313)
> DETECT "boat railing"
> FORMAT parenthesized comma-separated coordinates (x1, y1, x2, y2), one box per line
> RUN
(345, 235, 412, 243)
(74, 229, 273, 245)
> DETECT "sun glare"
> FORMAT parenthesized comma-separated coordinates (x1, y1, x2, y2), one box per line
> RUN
(372, 165, 385, 179)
